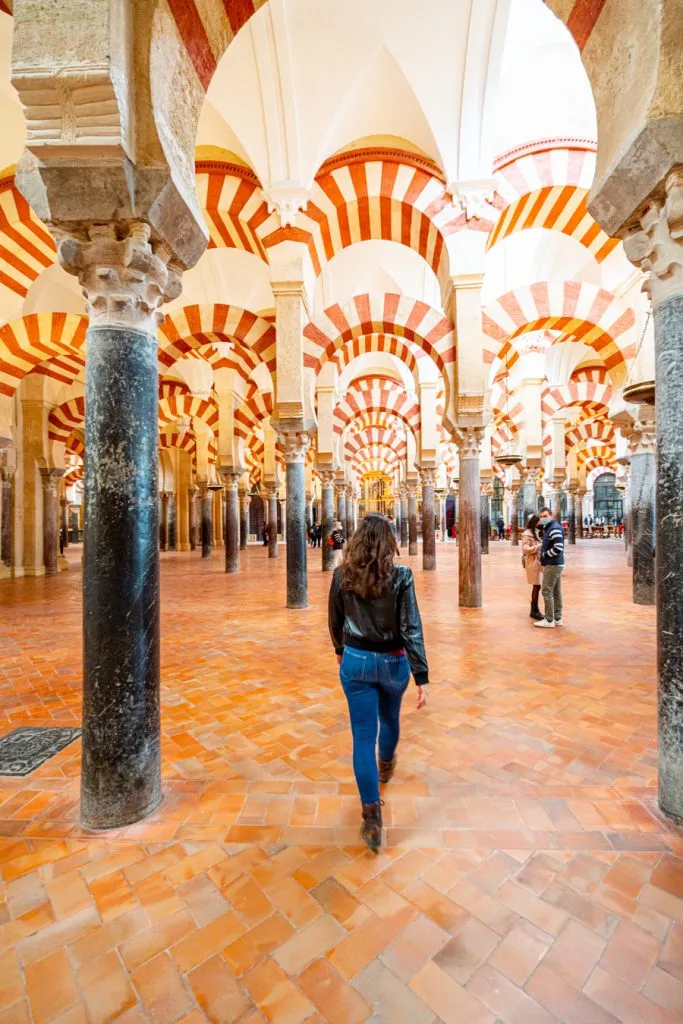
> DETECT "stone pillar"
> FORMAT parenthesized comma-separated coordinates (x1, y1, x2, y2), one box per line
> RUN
(480, 482, 491, 555)
(407, 486, 418, 556)
(399, 486, 409, 549)
(267, 489, 279, 559)
(345, 485, 354, 542)
(623, 170, 683, 821)
(628, 410, 656, 606)
(223, 473, 240, 574)
(240, 494, 251, 549)
(522, 468, 541, 521)
(159, 492, 169, 551)
(567, 487, 577, 545)
(440, 496, 447, 542)
(167, 493, 176, 551)
(60, 497, 69, 550)
(40, 470, 61, 576)
(420, 468, 436, 570)
(576, 490, 585, 540)
(188, 487, 198, 551)
(213, 490, 223, 548)
(1, 467, 13, 573)
(551, 486, 563, 523)
(335, 482, 347, 535)
(199, 484, 213, 559)
(279, 433, 310, 609)
(455, 428, 484, 608)
(506, 488, 519, 547)
(320, 471, 335, 571)
(279, 498, 287, 542)
(53, 224, 180, 829)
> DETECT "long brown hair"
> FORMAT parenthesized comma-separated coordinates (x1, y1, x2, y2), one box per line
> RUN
(341, 513, 398, 598)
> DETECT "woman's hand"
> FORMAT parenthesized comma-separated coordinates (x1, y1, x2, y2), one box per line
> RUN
(416, 685, 428, 710)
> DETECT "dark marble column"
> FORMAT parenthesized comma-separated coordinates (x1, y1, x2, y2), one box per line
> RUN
(200, 484, 213, 558)
(654, 293, 683, 820)
(480, 485, 490, 555)
(279, 499, 287, 542)
(522, 468, 540, 521)
(82, 324, 161, 829)
(440, 497, 447, 542)
(40, 470, 61, 576)
(335, 484, 347, 537)
(456, 428, 483, 608)
(345, 487, 354, 542)
(321, 472, 335, 571)
(223, 474, 240, 574)
(629, 411, 656, 606)
(1, 471, 12, 568)
(551, 487, 563, 523)
(408, 486, 418, 556)
(567, 487, 577, 545)
(60, 498, 69, 549)
(188, 487, 198, 551)
(240, 494, 250, 549)
(399, 488, 409, 549)
(576, 491, 584, 540)
(159, 492, 169, 551)
(268, 489, 279, 558)
(167, 494, 176, 551)
(421, 469, 436, 570)
(280, 433, 310, 609)
(507, 487, 519, 547)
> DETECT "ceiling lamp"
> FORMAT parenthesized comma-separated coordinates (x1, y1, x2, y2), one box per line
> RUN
(622, 304, 654, 406)
(496, 443, 524, 467)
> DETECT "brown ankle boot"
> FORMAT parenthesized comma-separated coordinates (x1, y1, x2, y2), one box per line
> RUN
(378, 757, 396, 785)
(360, 802, 383, 851)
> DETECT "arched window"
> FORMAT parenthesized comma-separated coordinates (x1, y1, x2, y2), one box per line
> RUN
(593, 473, 623, 524)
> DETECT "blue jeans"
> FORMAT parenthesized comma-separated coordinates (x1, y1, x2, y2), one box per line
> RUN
(340, 647, 411, 804)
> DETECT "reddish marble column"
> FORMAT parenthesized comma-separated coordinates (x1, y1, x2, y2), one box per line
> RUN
(408, 486, 418, 556)
(223, 473, 240, 574)
(40, 469, 62, 576)
(267, 489, 279, 559)
(420, 468, 436, 570)
(455, 428, 483, 608)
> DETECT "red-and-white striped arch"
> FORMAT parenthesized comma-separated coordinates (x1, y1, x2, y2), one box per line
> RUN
(541, 379, 613, 421)
(0, 176, 56, 298)
(0, 312, 88, 396)
(333, 376, 421, 435)
(318, 333, 424, 391)
(482, 282, 636, 383)
(158, 394, 219, 435)
(158, 304, 276, 374)
(48, 397, 85, 444)
(565, 418, 615, 453)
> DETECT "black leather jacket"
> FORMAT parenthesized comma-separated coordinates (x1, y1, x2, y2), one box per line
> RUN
(328, 564, 429, 685)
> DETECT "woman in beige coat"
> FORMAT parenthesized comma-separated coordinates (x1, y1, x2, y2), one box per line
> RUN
(522, 513, 544, 620)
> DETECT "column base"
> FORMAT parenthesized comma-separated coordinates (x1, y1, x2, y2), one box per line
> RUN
(58, 556, 69, 571)
(81, 791, 164, 832)
(408, 544, 418, 556)
(24, 566, 46, 577)
(0, 564, 10, 580)
(177, 543, 191, 552)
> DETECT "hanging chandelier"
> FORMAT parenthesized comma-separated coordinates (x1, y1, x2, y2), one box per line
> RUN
(495, 361, 523, 467)
(622, 304, 654, 406)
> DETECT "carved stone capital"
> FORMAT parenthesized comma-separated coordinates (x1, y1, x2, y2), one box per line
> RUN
(240, 494, 252, 510)
(407, 485, 419, 499)
(219, 470, 242, 491)
(453, 426, 485, 460)
(419, 467, 438, 487)
(266, 487, 280, 501)
(522, 466, 543, 487)
(623, 169, 683, 307)
(398, 485, 407, 500)
(278, 431, 311, 464)
(56, 221, 183, 334)
(318, 470, 336, 487)
(628, 407, 657, 456)
(39, 468, 64, 495)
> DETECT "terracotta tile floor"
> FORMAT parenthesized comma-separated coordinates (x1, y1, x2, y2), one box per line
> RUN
(1, 539, 682, 1023)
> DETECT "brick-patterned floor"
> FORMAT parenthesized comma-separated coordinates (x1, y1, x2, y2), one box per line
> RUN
(1, 539, 682, 1023)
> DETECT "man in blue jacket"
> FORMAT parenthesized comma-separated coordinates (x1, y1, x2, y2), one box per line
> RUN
(535, 505, 565, 628)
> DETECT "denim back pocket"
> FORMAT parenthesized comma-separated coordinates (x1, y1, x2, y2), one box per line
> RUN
(380, 653, 411, 691)
(340, 648, 368, 682)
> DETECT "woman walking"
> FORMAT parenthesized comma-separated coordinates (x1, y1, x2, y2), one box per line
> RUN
(328, 513, 429, 850)
(522, 513, 544, 620)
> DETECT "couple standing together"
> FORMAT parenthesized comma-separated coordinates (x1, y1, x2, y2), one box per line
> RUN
(522, 507, 565, 628)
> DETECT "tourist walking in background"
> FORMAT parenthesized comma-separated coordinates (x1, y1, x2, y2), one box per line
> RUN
(261, 521, 268, 546)
(496, 516, 505, 540)
(521, 514, 543, 621)
(330, 520, 345, 568)
(329, 513, 429, 850)
(535, 506, 565, 629)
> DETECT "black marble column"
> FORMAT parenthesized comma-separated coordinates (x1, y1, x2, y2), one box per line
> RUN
(40, 471, 60, 576)
(167, 494, 176, 551)
(159, 492, 169, 551)
(268, 490, 279, 558)
(224, 479, 240, 574)
(576, 492, 584, 540)
(240, 495, 250, 550)
(567, 489, 576, 545)
(440, 497, 447, 543)
(60, 498, 69, 549)
(509, 489, 519, 547)
(421, 472, 436, 570)
(656, 295, 683, 820)
(480, 489, 490, 555)
(200, 485, 212, 559)
(457, 437, 482, 608)
(336, 485, 346, 536)
(400, 490, 409, 549)
(189, 488, 197, 551)
(284, 450, 308, 609)
(408, 488, 418, 556)
(522, 470, 539, 521)
(81, 325, 161, 829)
(630, 434, 655, 606)
(321, 475, 335, 571)
(1, 474, 11, 567)
(345, 489, 354, 543)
